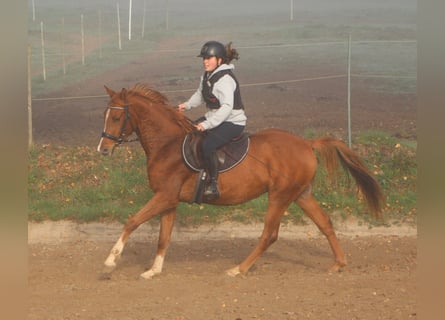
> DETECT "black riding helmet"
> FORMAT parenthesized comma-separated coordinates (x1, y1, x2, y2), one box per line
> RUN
(197, 41, 226, 59)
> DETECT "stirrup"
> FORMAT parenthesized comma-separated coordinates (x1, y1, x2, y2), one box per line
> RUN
(203, 180, 220, 200)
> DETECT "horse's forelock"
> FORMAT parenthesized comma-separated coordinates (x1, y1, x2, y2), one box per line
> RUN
(120, 87, 128, 99)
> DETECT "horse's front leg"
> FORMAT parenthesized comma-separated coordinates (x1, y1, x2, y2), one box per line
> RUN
(140, 208, 176, 279)
(101, 193, 177, 278)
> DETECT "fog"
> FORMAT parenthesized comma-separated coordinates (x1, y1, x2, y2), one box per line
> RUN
(27, 0, 417, 154)
(30, 0, 416, 30)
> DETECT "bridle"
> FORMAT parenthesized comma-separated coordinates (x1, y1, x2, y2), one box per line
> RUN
(101, 105, 139, 145)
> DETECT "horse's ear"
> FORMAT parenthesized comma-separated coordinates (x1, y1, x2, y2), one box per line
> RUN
(104, 85, 115, 97)
(121, 88, 128, 99)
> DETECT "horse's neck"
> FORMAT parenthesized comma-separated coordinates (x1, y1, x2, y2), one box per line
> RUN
(133, 103, 186, 157)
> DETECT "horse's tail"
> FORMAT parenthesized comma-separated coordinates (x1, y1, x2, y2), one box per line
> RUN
(310, 137, 384, 219)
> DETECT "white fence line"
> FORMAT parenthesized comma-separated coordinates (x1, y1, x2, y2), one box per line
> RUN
(32, 74, 417, 101)
(31, 75, 347, 102)
(33, 39, 417, 58)
(30, 72, 416, 102)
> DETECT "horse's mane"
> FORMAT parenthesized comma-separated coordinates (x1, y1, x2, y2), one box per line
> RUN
(128, 83, 195, 133)
(129, 83, 169, 104)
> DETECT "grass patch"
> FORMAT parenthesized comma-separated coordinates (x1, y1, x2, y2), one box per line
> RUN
(28, 131, 416, 226)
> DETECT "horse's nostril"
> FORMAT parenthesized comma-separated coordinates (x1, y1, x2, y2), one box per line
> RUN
(101, 149, 110, 156)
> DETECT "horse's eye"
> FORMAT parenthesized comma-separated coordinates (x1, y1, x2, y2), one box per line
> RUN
(112, 117, 120, 122)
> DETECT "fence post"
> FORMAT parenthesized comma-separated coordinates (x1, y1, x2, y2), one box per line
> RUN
(31, 0, 35, 21)
(98, 10, 103, 58)
(141, 0, 146, 38)
(117, 3, 122, 50)
(347, 34, 352, 148)
(28, 45, 33, 149)
(40, 21, 46, 81)
(81, 14, 85, 65)
(129, 0, 132, 40)
(61, 17, 66, 74)
(290, 0, 294, 21)
(165, 0, 169, 31)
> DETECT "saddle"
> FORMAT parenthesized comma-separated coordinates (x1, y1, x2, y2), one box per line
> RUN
(182, 132, 250, 204)
(182, 132, 250, 172)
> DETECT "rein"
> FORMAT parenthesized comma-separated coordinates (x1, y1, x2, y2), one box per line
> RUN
(101, 105, 139, 145)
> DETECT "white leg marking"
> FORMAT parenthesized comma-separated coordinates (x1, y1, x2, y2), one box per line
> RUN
(140, 255, 165, 279)
(226, 266, 241, 277)
(97, 109, 111, 152)
(104, 236, 124, 268)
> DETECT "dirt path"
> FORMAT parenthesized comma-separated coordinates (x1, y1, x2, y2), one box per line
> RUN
(29, 222, 416, 319)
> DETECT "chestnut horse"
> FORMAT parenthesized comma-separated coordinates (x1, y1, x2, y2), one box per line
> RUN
(97, 83, 383, 279)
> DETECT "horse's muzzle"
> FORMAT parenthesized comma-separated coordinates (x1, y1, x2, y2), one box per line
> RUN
(98, 147, 113, 156)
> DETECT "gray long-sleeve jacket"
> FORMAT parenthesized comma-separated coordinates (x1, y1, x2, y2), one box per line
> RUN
(183, 64, 247, 130)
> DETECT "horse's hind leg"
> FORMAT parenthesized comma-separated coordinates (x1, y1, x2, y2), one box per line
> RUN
(295, 190, 347, 272)
(227, 199, 288, 277)
(140, 209, 176, 279)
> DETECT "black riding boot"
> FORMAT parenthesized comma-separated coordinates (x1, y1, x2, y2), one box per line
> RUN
(204, 152, 220, 200)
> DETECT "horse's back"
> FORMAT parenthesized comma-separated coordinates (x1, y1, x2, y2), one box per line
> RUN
(247, 128, 317, 183)
(250, 128, 313, 156)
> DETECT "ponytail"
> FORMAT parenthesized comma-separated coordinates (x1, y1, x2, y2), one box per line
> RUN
(223, 42, 239, 64)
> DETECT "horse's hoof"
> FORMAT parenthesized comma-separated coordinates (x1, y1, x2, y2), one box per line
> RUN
(139, 269, 156, 280)
(328, 262, 346, 273)
(104, 256, 118, 268)
(226, 266, 241, 277)
(99, 266, 115, 280)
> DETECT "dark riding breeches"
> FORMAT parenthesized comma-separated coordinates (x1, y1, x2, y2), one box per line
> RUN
(201, 121, 245, 159)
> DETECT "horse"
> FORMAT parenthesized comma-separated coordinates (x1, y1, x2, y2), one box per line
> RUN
(97, 83, 384, 279)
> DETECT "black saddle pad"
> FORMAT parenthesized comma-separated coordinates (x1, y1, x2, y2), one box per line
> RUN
(182, 132, 250, 172)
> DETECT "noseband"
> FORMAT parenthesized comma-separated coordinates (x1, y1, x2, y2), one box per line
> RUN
(101, 105, 139, 145)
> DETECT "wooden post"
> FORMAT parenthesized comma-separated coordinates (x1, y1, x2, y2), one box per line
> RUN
(141, 0, 146, 38)
(165, 0, 169, 31)
(40, 21, 46, 81)
(61, 17, 66, 75)
(98, 10, 103, 58)
(81, 14, 85, 65)
(117, 3, 122, 50)
(347, 34, 352, 148)
(28, 45, 33, 148)
(128, 0, 132, 40)
(32, 0, 35, 21)
(290, 0, 294, 21)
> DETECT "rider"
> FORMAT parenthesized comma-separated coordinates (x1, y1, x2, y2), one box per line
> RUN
(178, 41, 247, 200)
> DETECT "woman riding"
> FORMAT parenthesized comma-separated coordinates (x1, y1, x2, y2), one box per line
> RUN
(178, 41, 247, 200)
